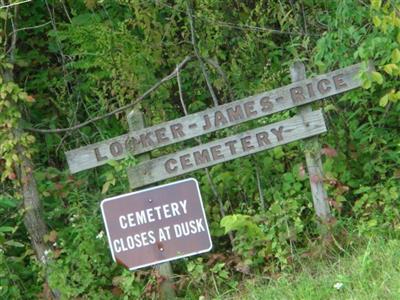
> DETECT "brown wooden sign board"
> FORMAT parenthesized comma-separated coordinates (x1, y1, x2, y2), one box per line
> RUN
(128, 109, 326, 189)
(100, 178, 212, 270)
(66, 63, 363, 173)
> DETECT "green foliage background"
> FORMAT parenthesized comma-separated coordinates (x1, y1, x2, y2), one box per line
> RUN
(0, 0, 399, 299)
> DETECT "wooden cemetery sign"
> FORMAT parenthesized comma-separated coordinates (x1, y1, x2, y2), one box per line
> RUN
(127, 110, 326, 189)
(101, 178, 212, 270)
(66, 63, 363, 174)
(65, 62, 372, 273)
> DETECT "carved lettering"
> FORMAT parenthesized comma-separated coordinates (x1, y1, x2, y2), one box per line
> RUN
(333, 74, 347, 90)
(317, 79, 332, 94)
(240, 136, 254, 151)
(225, 140, 237, 155)
(260, 96, 273, 112)
(193, 149, 211, 165)
(244, 100, 257, 117)
(94, 147, 107, 161)
(155, 128, 169, 143)
(179, 154, 193, 170)
(226, 105, 245, 122)
(271, 126, 284, 141)
(165, 159, 178, 173)
(110, 142, 123, 157)
(306, 83, 316, 98)
(202, 115, 212, 130)
(139, 133, 155, 147)
(210, 145, 224, 160)
(170, 123, 185, 139)
(214, 111, 228, 127)
(290, 86, 305, 103)
(256, 132, 271, 147)
(125, 136, 140, 152)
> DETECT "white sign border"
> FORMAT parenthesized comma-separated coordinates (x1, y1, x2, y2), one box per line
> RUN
(100, 178, 213, 271)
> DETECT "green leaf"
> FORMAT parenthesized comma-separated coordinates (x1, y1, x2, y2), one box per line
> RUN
(391, 49, 400, 64)
(4, 240, 24, 247)
(0, 10, 8, 20)
(367, 219, 378, 227)
(371, 0, 381, 9)
(101, 181, 110, 194)
(379, 94, 389, 107)
(0, 226, 14, 233)
(373, 16, 381, 27)
(371, 71, 384, 84)
(362, 78, 372, 89)
(383, 64, 398, 75)
(0, 196, 17, 208)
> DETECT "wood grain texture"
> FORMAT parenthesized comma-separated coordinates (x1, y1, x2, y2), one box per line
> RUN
(291, 62, 331, 221)
(66, 63, 363, 173)
(127, 110, 327, 189)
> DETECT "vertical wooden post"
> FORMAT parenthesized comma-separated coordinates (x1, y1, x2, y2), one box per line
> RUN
(127, 108, 176, 300)
(290, 61, 331, 221)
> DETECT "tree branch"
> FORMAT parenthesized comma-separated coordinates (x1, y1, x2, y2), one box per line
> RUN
(25, 55, 193, 133)
(0, 0, 31, 9)
(8, 21, 52, 36)
(156, 0, 317, 36)
(204, 57, 235, 102)
(186, 0, 219, 106)
(176, 64, 188, 115)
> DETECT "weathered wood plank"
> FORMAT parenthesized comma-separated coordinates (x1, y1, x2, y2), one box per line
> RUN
(66, 63, 363, 173)
(291, 62, 331, 221)
(127, 110, 327, 189)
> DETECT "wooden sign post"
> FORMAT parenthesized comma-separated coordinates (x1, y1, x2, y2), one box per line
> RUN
(290, 62, 331, 221)
(127, 109, 176, 299)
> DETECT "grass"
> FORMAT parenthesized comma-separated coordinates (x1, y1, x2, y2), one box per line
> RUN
(232, 236, 400, 300)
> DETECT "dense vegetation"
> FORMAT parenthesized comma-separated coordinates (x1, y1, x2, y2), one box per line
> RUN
(0, 0, 399, 299)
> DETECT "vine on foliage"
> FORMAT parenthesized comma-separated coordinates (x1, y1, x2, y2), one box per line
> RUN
(0, 59, 36, 184)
